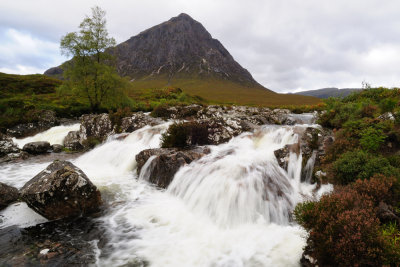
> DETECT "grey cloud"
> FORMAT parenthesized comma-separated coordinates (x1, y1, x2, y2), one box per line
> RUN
(0, 0, 399, 91)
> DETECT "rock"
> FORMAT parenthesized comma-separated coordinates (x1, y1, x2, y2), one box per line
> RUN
(52, 144, 63, 153)
(378, 112, 395, 121)
(0, 182, 19, 210)
(377, 202, 400, 224)
(22, 141, 51, 154)
(136, 147, 211, 188)
(274, 143, 300, 170)
(79, 114, 113, 143)
(63, 131, 83, 151)
(6, 110, 58, 138)
(20, 160, 102, 220)
(0, 151, 29, 163)
(119, 112, 162, 133)
(0, 134, 20, 157)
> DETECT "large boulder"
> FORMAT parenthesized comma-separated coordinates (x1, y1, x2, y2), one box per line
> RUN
(136, 147, 210, 188)
(22, 141, 51, 154)
(20, 160, 102, 220)
(0, 182, 19, 210)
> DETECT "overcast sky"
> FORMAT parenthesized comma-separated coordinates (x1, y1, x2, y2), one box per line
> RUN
(0, 0, 399, 92)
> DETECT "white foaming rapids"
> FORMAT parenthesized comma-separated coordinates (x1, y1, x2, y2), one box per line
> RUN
(0, 121, 333, 267)
(12, 123, 80, 148)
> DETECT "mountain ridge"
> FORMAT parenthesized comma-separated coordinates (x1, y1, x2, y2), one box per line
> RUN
(45, 13, 321, 106)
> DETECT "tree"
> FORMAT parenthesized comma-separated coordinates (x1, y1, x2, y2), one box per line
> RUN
(60, 6, 126, 112)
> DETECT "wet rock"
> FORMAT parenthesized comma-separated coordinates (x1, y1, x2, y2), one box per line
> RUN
(0, 133, 20, 156)
(120, 112, 163, 133)
(20, 160, 102, 220)
(136, 147, 211, 188)
(79, 113, 113, 142)
(52, 144, 63, 153)
(0, 151, 29, 163)
(274, 143, 300, 170)
(0, 182, 19, 210)
(22, 141, 51, 154)
(0, 217, 104, 266)
(63, 131, 83, 151)
(6, 110, 59, 138)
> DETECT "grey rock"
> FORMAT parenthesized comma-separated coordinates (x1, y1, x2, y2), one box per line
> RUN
(136, 147, 211, 188)
(79, 114, 113, 143)
(51, 144, 63, 153)
(63, 131, 83, 151)
(0, 134, 20, 157)
(0, 182, 19, 210)
(22, 141, 51, 154)
(120, 112, 162, 133)
(20, 160, 102, 220)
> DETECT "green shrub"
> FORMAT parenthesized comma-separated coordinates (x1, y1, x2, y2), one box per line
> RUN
(359, 127, 386, 151)
(379, 98, 398, 113)
(332, 150, 398, 185)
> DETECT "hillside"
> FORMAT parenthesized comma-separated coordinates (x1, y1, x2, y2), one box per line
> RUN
(294, 87, 361, 99)
(45, 13, 320, 106)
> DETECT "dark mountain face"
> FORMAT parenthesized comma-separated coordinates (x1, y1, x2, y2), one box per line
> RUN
(114, 13, 258, 85)
(46, 13, 262, 88)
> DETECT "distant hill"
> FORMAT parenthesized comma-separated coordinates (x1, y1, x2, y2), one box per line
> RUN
(294, 88, 362, 99)
(45, 13, 320, 106)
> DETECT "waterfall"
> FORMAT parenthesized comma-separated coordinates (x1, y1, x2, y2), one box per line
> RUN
(12, 123, 80, 148)
(0, 121, 332, 267)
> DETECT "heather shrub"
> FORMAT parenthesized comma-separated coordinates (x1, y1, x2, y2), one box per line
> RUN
(109, 107, 132, 133)
(351, 174, 397, 205)
(294, 188, 386, 266)
(161, 121, 209, 148)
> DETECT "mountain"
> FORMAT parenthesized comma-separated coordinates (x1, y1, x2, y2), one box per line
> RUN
(294, 87, 362, 99)
(45, 13, 320, 106)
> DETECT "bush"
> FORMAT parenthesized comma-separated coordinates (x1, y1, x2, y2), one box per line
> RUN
(352, 174, 397, 205)
(161, 121, 209, 148)
(294, 188, 387, 266)
(332, 150, 398, 185)
(359, 127, 386, 151)
(109, 107, 132, 133)
(151, 103, 172, 118)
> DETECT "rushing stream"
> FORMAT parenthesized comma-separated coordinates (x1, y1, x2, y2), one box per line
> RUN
(0, 118, 332, 266)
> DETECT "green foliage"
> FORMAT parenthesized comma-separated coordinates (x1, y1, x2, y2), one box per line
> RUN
(161, 121, 209, 148)
(332, 150, 398, 185)
(359, 126, 386, 151)
(109, 107, 132, 133)
(60, 6, 129, 112)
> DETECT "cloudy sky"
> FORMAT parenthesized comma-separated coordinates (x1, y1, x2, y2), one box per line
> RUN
(0, 0, 399, 92)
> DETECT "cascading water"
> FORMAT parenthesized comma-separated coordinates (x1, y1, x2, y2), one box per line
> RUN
(0, 119, 332, 267)
(12, 123, 80, 148)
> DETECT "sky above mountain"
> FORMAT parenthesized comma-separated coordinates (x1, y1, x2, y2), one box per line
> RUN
(0, 0, 399, 93)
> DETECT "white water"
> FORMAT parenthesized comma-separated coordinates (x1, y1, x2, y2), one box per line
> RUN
(12, 123, 80, 148)
(0, 120, 332, 267)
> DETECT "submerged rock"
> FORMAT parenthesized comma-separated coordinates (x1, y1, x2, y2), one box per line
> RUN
(20, 160, 102, 220)
(136, 147, 210, 188)
(22, 141, 51, 154)
(0, 182, 19, 210)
